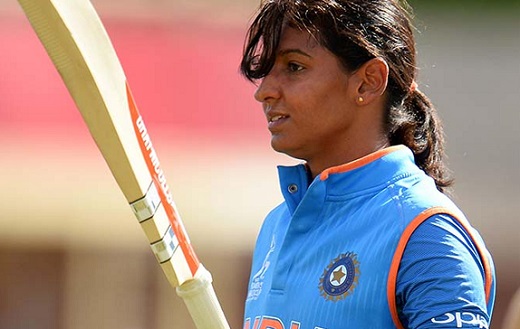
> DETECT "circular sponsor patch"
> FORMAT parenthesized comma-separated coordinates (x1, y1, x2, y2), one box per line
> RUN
(319, 252, 360, 301)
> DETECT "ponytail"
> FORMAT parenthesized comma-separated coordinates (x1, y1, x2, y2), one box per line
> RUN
(387, 88, 453, 192)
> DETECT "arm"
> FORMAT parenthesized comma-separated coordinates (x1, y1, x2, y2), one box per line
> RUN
(396, 214, 495, 329)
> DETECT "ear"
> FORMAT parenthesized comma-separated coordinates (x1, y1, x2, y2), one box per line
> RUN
(353, 57, 389, 106)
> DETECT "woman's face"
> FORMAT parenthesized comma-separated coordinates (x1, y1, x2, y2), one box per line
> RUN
(254, 26, 361, 173)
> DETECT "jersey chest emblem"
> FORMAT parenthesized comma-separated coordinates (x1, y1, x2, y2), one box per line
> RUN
(319, 252, 360, 301)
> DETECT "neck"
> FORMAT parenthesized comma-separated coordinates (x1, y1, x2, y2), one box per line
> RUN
(306, 138, 390, 179)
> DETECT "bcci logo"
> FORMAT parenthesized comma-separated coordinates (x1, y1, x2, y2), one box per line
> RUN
(319, 252, 360, 301)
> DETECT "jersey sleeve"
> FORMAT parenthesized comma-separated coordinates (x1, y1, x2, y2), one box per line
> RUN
(395, 213, 494, 329)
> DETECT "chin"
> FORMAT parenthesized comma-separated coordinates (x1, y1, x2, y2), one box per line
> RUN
(271, 138, 289, 155)
(270, 138, 305, 161)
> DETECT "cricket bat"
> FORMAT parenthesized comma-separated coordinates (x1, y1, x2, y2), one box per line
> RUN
(16, 0, 231, 328)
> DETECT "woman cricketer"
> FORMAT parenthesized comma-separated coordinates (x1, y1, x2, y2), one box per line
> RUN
(239, 0, 496, 328)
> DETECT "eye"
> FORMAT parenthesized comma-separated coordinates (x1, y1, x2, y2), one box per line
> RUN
(287, 62, 305, 73)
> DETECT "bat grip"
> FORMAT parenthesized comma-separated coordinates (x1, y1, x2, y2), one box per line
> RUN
(176, 264, 231, 329)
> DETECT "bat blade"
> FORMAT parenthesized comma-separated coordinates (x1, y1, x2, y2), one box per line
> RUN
(17, 1, 230, 328)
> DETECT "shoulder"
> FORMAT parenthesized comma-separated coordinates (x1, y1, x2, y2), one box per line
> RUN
(261, 202, 290, 232)
(396, 213, 495, 328)
(252, 203, 290, 253)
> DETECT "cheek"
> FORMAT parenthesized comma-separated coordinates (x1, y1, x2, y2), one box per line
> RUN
(286, 73, 352, 124)
(308, 85, 351, 118)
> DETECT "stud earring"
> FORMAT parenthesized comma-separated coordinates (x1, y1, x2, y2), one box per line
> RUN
(357, 96, 364, 103)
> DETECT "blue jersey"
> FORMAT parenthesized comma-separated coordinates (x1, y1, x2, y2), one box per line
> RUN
(243, 146, 495, 329)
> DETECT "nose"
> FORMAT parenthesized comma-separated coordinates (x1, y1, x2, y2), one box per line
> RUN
(254, 73, 280, 104)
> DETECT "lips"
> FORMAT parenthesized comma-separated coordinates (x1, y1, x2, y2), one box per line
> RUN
(265, 104, 290, 130)
(266, 113, 289, 132)
(268, 114, 288, 123)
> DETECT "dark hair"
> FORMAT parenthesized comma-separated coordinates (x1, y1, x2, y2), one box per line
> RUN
(240, 0, 453, 192)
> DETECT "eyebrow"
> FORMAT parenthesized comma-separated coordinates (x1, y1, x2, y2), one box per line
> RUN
(278, 48, 312, 58)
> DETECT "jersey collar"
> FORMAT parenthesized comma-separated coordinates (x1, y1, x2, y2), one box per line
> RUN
(277, 145, 420, 213)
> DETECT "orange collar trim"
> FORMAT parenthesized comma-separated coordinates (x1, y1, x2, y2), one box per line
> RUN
(319, 145, 407, 181)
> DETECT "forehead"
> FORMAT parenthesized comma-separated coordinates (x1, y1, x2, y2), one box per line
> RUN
(278, 26, 321, 53)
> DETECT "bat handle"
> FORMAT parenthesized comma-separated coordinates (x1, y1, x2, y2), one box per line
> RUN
(176, 264, 231, 329)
